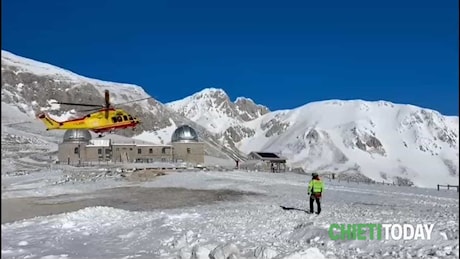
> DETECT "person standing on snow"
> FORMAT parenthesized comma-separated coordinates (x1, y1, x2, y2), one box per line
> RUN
(308, 173, 324, 214)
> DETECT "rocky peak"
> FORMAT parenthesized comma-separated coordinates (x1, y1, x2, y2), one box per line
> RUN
(234, 97, 270, 121)
(192, 88, 230, 104)
(167, 88, 269, 135)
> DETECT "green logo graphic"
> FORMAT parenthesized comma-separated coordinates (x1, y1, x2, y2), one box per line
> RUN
(328, 223, 434, 240)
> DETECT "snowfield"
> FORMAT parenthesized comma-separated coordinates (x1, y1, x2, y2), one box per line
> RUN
(2, 169, 459, 259)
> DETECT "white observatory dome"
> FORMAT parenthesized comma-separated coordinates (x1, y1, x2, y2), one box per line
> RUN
(171, 125, 199, 143)
(62, 129, 92, 143)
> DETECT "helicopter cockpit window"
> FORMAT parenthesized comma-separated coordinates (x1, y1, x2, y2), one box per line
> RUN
(128, 115, 133, 120)
(123, 115, 128, 121)
(112, 116, 118, 123)
(117, 116, 122, 122)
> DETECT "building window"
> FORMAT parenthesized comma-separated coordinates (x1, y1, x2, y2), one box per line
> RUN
(149, 148, 153, 154)
(129, 148, 133, 151)
(74, 147, 79, 154)
(162, 147, 167, 154)
(138, 148, 142, 154)
(98, 149, 102, 154)
(187, 148, 191, 154)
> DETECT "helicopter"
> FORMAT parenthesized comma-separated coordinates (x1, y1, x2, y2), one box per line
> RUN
(37, 89, 151, 137)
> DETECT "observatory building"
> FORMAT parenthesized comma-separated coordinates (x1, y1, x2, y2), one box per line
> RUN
(57, 125, 204, 165)
(170, 125, 205, 164)
(58, 129, 93, 165)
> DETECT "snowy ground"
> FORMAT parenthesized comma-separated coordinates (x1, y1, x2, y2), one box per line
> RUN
(2, 167, 459, 259)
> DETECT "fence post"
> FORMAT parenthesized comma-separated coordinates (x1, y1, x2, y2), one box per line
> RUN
(437, 184, 440, 191)
(447, 185, 450, 190)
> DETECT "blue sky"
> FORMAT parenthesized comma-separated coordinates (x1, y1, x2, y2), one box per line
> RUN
(2, 0, 458, 115)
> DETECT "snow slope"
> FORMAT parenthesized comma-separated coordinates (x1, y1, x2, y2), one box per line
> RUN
(1, 50, 147, 103)
(235, 100, 459, 188)
(1, 50, 157, 120)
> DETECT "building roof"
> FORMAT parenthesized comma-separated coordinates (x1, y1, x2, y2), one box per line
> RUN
(86, 133, 168, 147)
(111, 141, 171, 147)
(132, 144, 172, 147)
(87, 139, 110, 147)
(248, 151, 287, 162)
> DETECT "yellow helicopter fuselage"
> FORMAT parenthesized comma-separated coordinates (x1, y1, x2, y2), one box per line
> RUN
(37, 108, 141, 134)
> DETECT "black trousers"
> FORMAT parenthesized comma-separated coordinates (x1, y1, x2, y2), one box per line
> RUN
(309, 195, 321, 214)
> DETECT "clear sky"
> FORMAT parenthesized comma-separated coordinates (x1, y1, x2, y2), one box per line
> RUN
(2, 0, 458, 115)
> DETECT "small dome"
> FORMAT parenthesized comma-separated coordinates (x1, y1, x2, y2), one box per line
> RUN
(63, 129, 92, 143)
(171, 125, 199, 143)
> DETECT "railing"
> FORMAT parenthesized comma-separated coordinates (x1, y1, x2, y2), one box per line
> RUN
(304, 172, 413, 187)
(324, 176, 400, 186)
(437, 184, 459, 192)
(319, 173, 459, 191)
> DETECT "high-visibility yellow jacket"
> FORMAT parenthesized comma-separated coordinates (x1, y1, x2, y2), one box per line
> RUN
(308, 179, 324, 194)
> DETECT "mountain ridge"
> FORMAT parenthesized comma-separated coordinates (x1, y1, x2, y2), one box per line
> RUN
(166, 87, 270, 134)
(2, 50, 458, 187)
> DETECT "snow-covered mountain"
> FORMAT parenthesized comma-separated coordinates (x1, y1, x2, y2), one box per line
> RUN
(240, 100, 459, 187)
(166, 88, 269, 134)
(1, 50, 247, 161)
(168, 94, 459, 188)
(2, 50, 458, 188)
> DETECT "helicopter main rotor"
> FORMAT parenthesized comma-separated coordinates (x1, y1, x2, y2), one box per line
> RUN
(54, 90, 153, 119)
